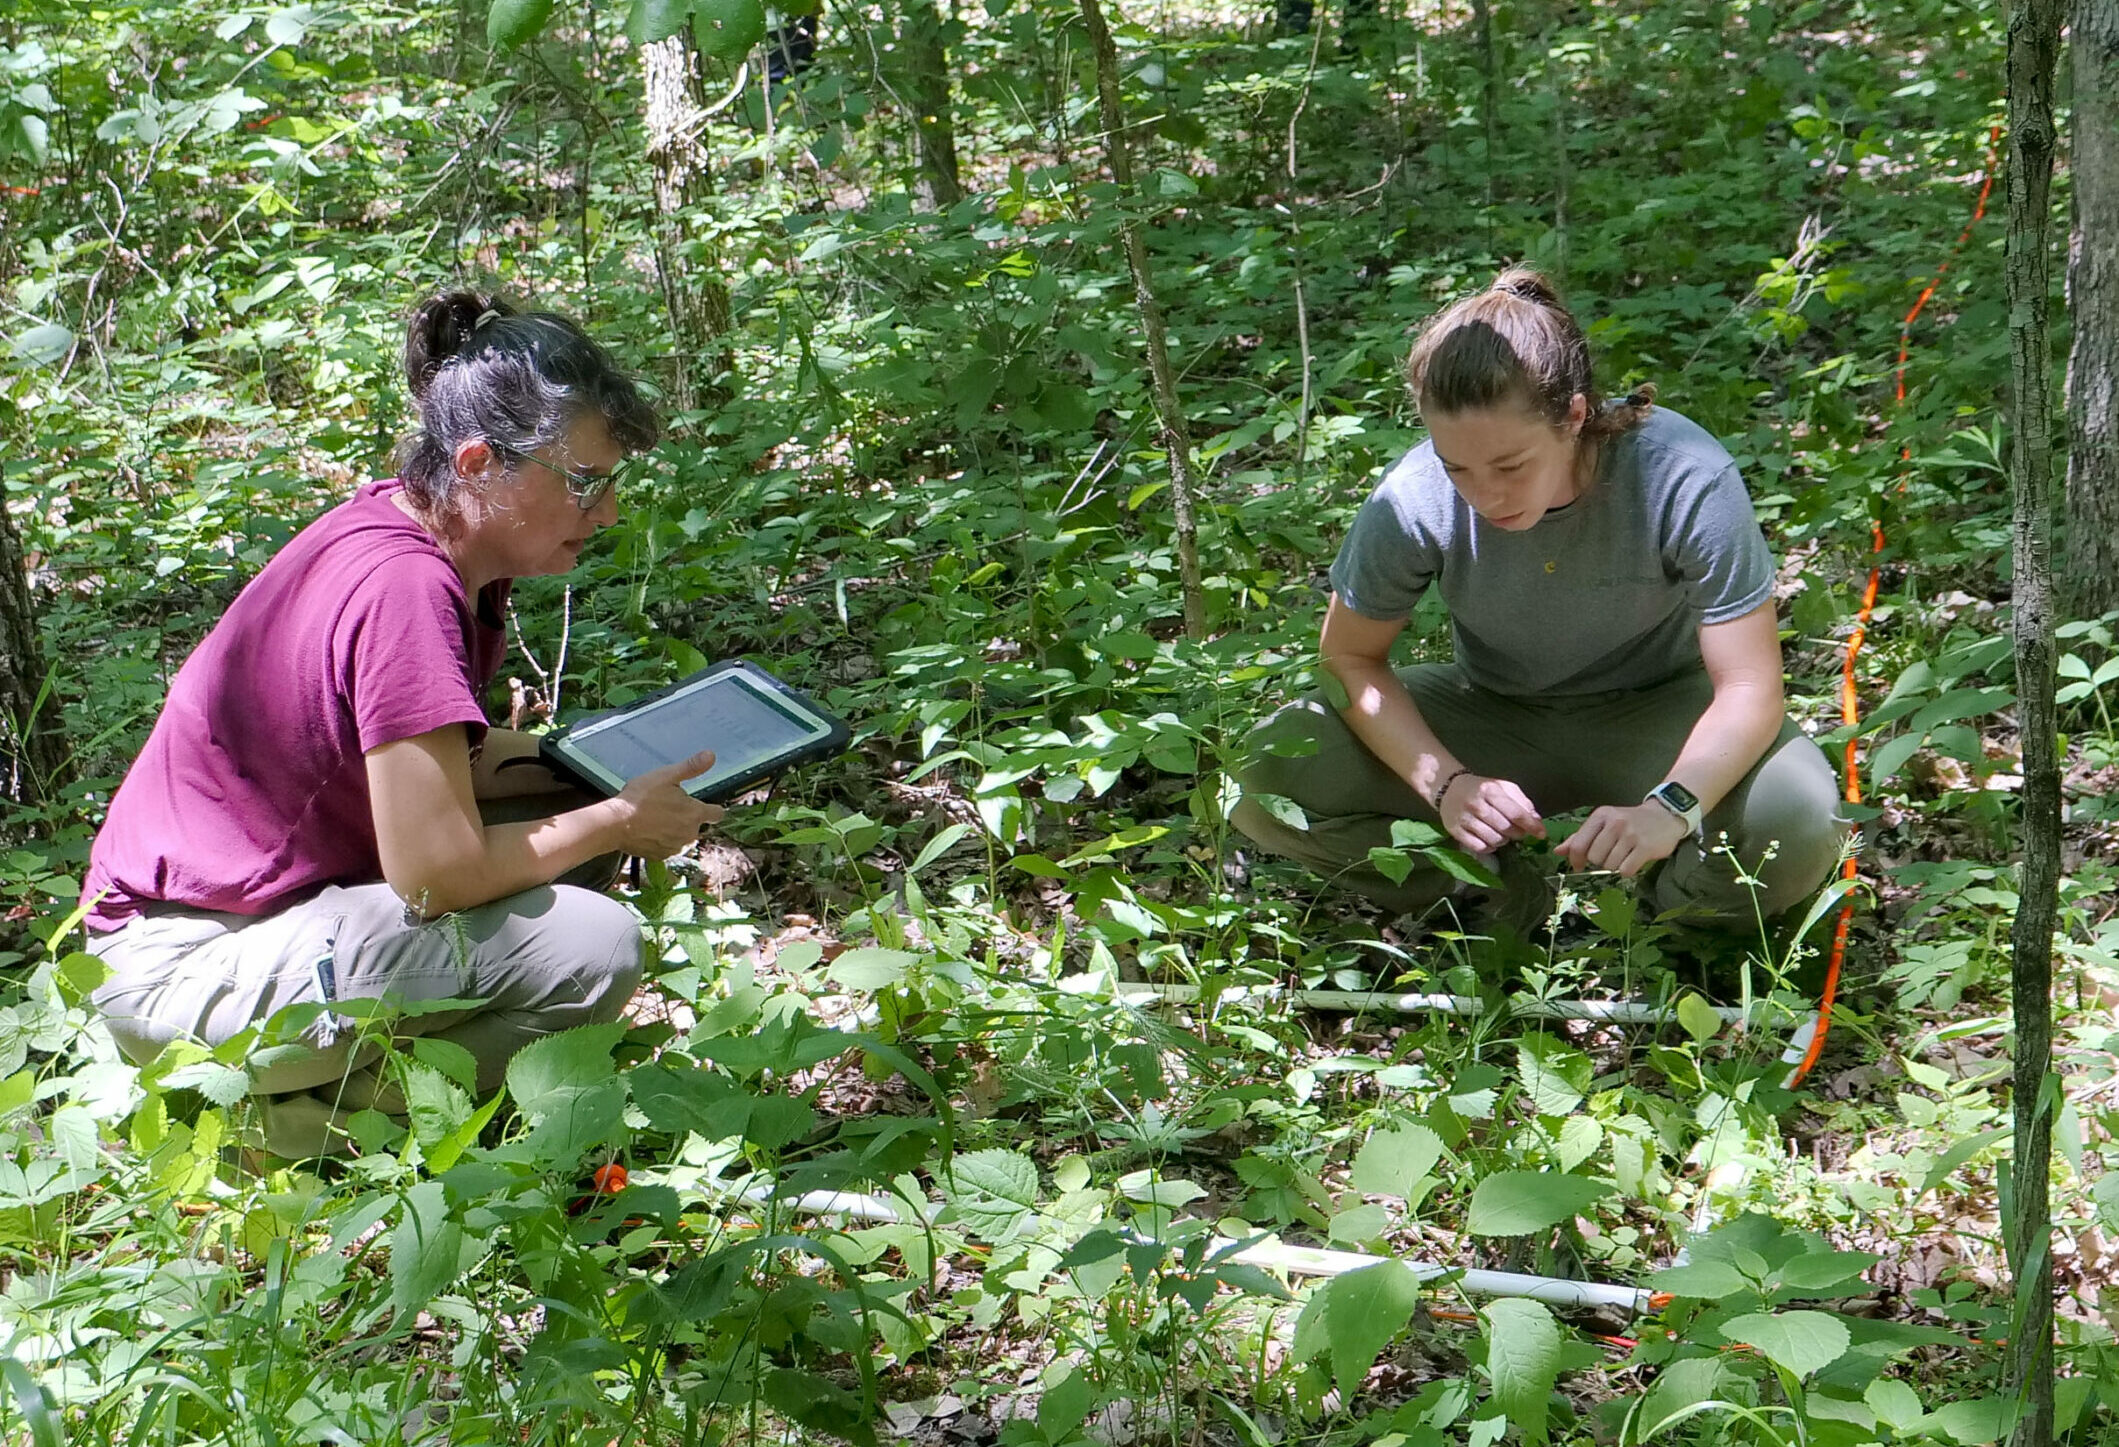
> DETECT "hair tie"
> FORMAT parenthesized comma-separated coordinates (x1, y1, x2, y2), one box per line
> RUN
(1625, 387, 1653, 408)
(473, 309, 501, 331)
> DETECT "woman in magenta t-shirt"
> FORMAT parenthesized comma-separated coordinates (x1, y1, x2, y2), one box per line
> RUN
(82, 290, 718, 1159)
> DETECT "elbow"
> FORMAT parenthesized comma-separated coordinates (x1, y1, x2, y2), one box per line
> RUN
(1711, 670, 1785, 712)
(385, 872, 464, 920)
(1710, 677, 1788, 750)
(380, 850, 486, 920)
(1319, 648, 1384, 689)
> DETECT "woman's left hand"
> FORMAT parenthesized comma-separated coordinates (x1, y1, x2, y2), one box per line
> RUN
(1555, 803, 1691, 877)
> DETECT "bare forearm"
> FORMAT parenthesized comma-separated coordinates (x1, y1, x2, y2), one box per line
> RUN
(1662, 683, 1785, 815)
(1323, 657, 1460, 806)
(395, 801, 633, 918)
(374, 730, 721, 918)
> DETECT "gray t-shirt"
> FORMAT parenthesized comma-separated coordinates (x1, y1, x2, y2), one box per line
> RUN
(1329, 406, 1774, 697)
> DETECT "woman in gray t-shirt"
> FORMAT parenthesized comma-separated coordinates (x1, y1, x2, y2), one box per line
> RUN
(1232, 269, 1843, 932)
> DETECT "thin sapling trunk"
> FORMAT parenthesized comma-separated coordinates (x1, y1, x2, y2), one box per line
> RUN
(2002, 3, 2065, 1445)
(1076, 0, 1207, 640)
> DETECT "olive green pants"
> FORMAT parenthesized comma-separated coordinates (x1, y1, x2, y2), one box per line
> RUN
(1229, 664, 1845, 928)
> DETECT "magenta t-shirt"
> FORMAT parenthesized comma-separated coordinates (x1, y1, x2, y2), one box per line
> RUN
(83, 482, 511, 931)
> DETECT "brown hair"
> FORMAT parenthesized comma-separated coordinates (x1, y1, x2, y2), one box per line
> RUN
(1405, 268, 1654, 442)
(395, 289, 660, 516)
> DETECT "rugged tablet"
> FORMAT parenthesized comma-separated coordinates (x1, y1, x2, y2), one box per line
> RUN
(539, 660, 851, 803)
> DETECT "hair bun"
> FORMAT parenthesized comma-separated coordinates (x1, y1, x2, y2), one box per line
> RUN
(404, 288, 515, 401)
(1489, 267, 1563, 310)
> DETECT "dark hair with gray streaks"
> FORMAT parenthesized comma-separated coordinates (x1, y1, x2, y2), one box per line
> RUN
(1405, 267, 1654, 442)
(395, 289, 660, 514)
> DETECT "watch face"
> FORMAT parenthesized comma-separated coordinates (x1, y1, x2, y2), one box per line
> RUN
(1657, 782, 1701, 813)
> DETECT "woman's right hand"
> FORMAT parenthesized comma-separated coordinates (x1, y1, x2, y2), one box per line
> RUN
(1437, 772, 1546, 855)
(614, 750, 726, 858)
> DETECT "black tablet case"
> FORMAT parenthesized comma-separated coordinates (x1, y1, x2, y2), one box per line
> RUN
(537, 659, 851, 803)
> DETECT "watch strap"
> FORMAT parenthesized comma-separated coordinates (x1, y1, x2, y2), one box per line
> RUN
(1647, 782, 1704, 836)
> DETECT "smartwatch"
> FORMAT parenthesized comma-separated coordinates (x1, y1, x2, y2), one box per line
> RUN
(1646, 780, 1704, 837)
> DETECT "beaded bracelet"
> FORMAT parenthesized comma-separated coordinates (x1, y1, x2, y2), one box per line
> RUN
(1431, 766, 1473, 812)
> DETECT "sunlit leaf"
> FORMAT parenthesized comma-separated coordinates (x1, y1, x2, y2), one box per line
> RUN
(626, 0, 693, 42)
(1350, 1121, 1443, 1199)
(487, 0, 557, 48)
(1290, 1261, 1423, 1403)
(163, 1061, 252, 1109)
(265, 6, 314, 45)
(1464, 1171, 1610, 1236)
(832, 946, 918, 991)
(1515, 1036, 1590, 1117)
(1482, 1298, 1561, 1445)
(690, 0, 765, 61)
(1719, 1309, 1850, 1379)
(946, 1148, 1040, 1241)
(10, 324, 73, 366)
(505, 1021, 624, 1117)
(1676, 993, 1724, 1043)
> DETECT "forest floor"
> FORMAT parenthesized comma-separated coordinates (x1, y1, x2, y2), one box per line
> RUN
(2, 0, 2117, 1442)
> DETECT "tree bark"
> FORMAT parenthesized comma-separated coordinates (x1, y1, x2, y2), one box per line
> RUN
(1471, 0, 1498, 223)
(0, 478, 61, 813)
(1076, 0, 1207, 640)
(903, 0, 963, 210)
(2003, 3, 2065, 1446)
(2068, 0, 2119, 613)
(643, 33, 736, 411)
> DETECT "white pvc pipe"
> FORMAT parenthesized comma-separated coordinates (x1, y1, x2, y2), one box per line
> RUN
(1117, 982, 1746, 1025)
(740, 1187, 1650, 1313)
(1237, 1236, 1650, 1312)
(1104, 983, 1811, 1298)
(1124, 983, 1796, 1270)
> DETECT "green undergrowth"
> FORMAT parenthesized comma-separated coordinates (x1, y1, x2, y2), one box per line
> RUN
(4, 0, 2119, 1441)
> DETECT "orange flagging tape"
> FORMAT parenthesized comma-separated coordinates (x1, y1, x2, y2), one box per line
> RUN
(1788, 125, 2002, 1088)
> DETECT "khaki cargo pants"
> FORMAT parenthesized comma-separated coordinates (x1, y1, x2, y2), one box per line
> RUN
(88, 795, 640, 1159)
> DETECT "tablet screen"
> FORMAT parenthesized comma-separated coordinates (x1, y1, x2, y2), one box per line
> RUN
(557, 669, 833, 796)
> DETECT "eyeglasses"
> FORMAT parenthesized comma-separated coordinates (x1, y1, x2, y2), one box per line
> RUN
(487, 439, 643, 512)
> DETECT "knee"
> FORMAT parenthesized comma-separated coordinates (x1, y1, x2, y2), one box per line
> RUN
(1231, 702, 1331, 802)
(94, 1006, 175, 1069)
(557, 888, 645, 1020)
(1731, 752, 1846, 912)
(89, 960, 180, 1068)
(1229, 793, 1283, 852)
(1755, 816, 1846, 916)
(1229, 725, 1283, 801)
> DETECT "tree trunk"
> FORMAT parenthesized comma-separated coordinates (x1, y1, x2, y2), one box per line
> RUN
(643, 33, 736, 411)
(1076, 0, 1207, 640)
(1549, 32, 1570, 287)
(2003, 3, 2064, 1446)
(903, 0, 963, 210)
(2068, 0, 2119, 613)
(0, 479, 61, 814)
(1471, 0, 1498, 225)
